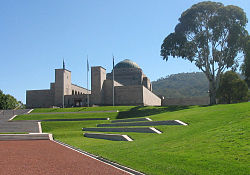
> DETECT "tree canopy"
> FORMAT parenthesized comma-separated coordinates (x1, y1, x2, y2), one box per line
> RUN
(241, 36, 250, 87)
(0, 90, 20, 110)
(217, 71, 248, 104)
(161, 1, 248, 105)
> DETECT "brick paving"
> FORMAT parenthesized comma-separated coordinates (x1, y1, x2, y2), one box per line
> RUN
(0, 109, 135, 175)
(0, 140, 130, 175)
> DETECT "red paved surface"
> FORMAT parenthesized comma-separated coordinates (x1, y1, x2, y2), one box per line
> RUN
(0, 140, 130, 175)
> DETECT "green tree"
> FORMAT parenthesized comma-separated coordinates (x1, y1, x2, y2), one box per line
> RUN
(161, 1, 248, 105)
(0, 90, 4, 109)
(217, 71, 248, 104)
(241, 36, 250, 87)
(0, 90, 19, 110)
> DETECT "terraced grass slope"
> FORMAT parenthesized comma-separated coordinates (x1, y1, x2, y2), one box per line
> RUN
(21, 103, 250, 174)
(30, 106, 135, 113)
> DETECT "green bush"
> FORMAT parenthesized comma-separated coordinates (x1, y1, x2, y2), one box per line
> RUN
(217, 71, 248, 104)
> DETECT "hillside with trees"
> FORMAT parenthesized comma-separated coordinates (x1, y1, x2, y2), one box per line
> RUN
(152, 72, 209, 98)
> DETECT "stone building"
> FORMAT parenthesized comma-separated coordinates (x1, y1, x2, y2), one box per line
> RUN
(26, 59, 161, 108)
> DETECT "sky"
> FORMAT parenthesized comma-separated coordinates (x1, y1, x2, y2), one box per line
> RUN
(0, 0, 250, 103)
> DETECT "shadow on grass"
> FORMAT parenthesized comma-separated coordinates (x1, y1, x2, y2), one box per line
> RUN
(116, 106, 190, 119)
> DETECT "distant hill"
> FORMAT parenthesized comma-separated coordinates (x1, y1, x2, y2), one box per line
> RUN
(152, 72, 209, 98)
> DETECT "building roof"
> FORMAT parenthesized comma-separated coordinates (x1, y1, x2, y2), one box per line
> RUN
(114, 59, 140, 69)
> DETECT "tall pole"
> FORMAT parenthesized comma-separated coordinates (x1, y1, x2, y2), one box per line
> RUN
(112, 55, 115, 106)
(87, 55, 90, 107)
(62, 59, 65, 108)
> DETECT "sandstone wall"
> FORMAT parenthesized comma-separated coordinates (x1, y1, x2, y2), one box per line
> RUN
(65, 94, 88, 107)
(26, 89, 54, 108)
(107, 68, 143, 86)
(71, 84, 90, 95)
(142, 77, 151, 91)
(91, 66, 106, 105)
(54, 69, 71, 106)
(114, 86, 144, 105)
(142, 86, 161, 106)
(103, 79, 123, 105)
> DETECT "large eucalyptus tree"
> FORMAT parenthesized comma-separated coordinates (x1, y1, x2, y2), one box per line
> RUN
(161, 1, 248, 104)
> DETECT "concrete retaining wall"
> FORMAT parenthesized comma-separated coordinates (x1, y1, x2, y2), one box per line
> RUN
(84, 133, 133, 141)
(83, 127, 161, 133)
(111, 118, 151, 123)
(97, 120, 187, 127)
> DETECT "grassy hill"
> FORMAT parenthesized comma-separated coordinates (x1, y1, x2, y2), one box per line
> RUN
(15, 103, 250, 175)
(152, 72, 209, 98)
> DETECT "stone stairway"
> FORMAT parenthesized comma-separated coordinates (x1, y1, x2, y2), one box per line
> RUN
(97, 120, 187, 127)
(83, 127, 162, 133)
(0, 109, 39, 133)
(83, 118, 188, 141)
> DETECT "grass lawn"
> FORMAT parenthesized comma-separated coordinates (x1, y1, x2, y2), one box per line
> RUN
(14, 112, 119, 121)
(22, 103, 250, 174)
(14, 106, 186, 121)
(30, 106, 135, 113)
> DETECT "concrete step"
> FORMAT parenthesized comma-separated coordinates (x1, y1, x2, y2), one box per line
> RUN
(82, 127, 162, 134)
(83, 133, 133, 141)
(111, 117, 152, 123)
(97, 120, 188, 127)
(0, 133, 53, 141)
(42, 118, 109, 122)
(0, 121, 40, 133)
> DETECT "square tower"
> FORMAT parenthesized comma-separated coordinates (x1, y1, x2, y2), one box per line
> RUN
(91, 66, 106, 105)
(54, 69, 72, 107)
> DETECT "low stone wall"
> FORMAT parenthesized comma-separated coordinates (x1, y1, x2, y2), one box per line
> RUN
(162, 97, 210, 106)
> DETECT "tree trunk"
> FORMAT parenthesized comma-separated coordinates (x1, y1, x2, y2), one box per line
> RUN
(209, 80, 217, 105)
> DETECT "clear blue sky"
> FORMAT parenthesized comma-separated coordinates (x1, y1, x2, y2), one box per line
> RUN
(0, 0, 249, 103)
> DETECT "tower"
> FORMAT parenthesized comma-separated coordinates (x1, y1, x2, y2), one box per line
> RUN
(91, 66, 106, 105)
(54, 68, 72, 107)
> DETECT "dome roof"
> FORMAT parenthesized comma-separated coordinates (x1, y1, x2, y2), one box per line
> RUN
(114, 59, 140, 69)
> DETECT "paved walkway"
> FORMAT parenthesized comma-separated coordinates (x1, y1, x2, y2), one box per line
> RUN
(0, 140, 130, 175)
(0, 109, 39, 133)
(0, 109, 141, 175)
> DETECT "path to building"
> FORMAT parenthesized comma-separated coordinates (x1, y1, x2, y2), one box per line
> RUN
(0, 109, 39, 133)
(0, 109, 140, 175)
(0, 140, 130, 175)
(0, 109, 118, 132)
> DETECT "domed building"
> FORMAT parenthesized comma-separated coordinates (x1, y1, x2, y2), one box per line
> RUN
(106, 59, 152, 90)
(26, 59, 161, 108)
(91, 59, 160, 106)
